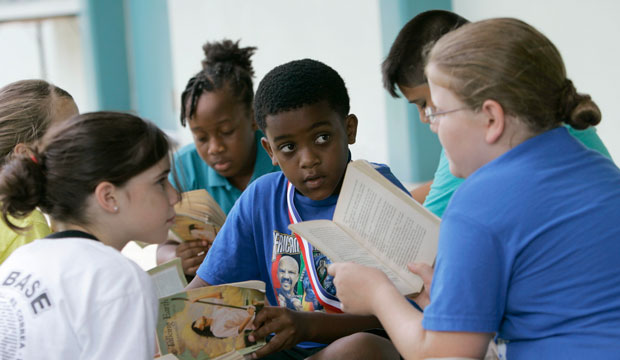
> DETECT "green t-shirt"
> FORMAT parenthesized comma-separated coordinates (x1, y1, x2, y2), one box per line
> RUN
(0, 208, 51, 264)
(171, 130, 279, 215)
(423, 125, 612, 218)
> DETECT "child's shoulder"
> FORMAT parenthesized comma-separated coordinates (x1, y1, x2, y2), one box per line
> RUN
(366, 161, 410, 195)
(246, 170, 287, 193)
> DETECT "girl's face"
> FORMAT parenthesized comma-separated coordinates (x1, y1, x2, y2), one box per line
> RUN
(117, 155, 179, 244)
(427, 65, 489, 178)
(188, 89, 257, 189)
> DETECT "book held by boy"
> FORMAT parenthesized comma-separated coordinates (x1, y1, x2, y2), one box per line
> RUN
(170, 189, 226, 243)
(156, 280, 266, 360)
(288, 160, 440, 295)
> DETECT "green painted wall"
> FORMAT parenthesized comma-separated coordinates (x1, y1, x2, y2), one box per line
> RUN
(80, 0, 175, 130)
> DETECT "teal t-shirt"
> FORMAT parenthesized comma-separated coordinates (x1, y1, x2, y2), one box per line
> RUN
(423, 125, 612, 218)
(170, 130, 280, 214)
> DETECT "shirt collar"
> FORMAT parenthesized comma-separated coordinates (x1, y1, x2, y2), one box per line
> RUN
(45, 230, 99, 241)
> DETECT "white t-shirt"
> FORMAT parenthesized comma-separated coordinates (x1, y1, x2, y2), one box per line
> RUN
(0, 233, 158, 360)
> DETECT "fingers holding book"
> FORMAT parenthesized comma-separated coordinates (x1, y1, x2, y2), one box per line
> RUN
(176, 240, 211, 275)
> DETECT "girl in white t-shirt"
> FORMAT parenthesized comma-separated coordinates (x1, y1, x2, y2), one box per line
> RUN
(0, 111, 179, 360)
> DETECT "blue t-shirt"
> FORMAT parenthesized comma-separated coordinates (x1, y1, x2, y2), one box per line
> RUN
(423, 127, 620, 359)
(170, 130, 279, 214)
(423, 125, 612, 218)
(197, 163, 409, 309)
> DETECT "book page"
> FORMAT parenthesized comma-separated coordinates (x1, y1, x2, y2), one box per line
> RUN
(148, 258, 188, 299)
(334, 160, 440, 289)
(289, 220, 417, 294)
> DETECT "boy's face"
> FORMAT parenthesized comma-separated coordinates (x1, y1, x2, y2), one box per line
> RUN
(398, 83, 434, 124)
(188, 90, 257, 182)
(261, 101, 357, 201)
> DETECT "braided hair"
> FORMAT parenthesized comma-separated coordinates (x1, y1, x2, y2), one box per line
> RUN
(180, 40, 257, 127)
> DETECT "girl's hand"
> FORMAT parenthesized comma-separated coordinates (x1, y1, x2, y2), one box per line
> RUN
(407, 263, 434, 310)
(328, 262, 392, 315)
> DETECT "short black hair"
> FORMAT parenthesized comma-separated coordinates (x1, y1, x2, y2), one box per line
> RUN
(382, 10, 469, 97)
(254, 59, 350, 130)
(180, 39, 256, 127)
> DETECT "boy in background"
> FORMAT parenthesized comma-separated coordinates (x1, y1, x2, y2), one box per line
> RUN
(187, 59, 407, 359)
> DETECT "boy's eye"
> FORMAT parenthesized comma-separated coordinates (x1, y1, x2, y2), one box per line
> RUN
(315, 134, 330, 144)
(279, 143, 295, 153)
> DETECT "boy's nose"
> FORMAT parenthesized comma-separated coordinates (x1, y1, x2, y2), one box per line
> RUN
(417, 105, 430, 124)
(299, 148, 320, 168)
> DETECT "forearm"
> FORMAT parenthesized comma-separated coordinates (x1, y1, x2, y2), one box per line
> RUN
(373, 284, 491, 360)
(373, 284, 427, 359)
(301, 311, 382, 343)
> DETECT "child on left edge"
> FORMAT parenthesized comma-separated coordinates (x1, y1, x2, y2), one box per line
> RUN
(157, 40, 279, 277)
(187, 58, 406, 359)
(0, 79, 79, 264)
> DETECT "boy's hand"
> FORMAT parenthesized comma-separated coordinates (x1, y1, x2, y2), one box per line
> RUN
(248, 306, 308, 358)
(328, 262, 393, 315)
(407, 263, 433, 310)
(175, 240, 211, 275)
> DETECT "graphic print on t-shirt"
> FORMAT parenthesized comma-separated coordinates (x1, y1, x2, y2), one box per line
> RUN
(270, 230, 335, 312)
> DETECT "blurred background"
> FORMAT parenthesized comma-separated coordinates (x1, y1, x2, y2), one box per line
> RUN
(1, 0, 618, 183)
(2, 0, 618, 267)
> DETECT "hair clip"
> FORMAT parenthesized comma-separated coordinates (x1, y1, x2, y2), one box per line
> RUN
(30, 154, 38, 164)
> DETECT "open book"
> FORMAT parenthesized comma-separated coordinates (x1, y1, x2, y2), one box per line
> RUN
(156, 280, 266, 360)
(170, 189, 226, 243)
(288, 160, 440, 295)
(148, 258, 188, 299)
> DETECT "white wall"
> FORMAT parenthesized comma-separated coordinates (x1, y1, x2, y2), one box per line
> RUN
(167, 0, 390, 164)
(453, 0, 620, 162)
(0, 16, 92, 113)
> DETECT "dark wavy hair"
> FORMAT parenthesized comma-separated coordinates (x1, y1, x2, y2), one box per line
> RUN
(180, 39, 257, 127)
(382, 10, 469, 97)
(0, 111, 171, 230)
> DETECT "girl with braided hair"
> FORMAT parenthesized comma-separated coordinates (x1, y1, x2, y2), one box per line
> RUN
(157, 40, 279, 278)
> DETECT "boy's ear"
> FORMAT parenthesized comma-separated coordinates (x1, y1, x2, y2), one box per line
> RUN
(260, 137, 278, 166)
(94, 181, 120, 214)
(480, 100, 505, 144)
(345, 114, 358, 145)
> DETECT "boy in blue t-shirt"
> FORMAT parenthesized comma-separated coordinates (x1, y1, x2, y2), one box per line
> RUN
(187, 59, 404, 359)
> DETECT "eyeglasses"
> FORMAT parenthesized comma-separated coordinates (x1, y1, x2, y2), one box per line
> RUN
(424, 106, 469, 124)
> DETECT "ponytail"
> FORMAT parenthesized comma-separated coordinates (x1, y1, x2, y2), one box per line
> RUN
(558, 79, 601, 130)
(0, 150, 46, 231)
